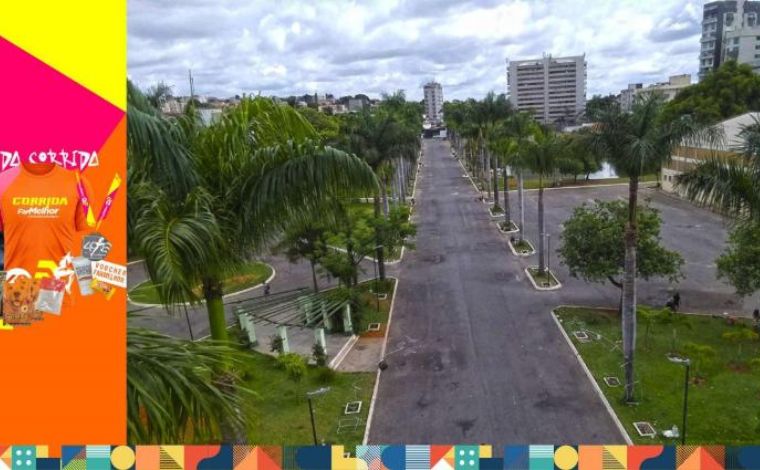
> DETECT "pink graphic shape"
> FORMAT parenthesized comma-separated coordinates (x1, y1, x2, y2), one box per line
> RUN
(0, 37, 123, 172)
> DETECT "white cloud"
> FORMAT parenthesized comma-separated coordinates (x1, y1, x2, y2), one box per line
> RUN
(128, 0, 704, 100)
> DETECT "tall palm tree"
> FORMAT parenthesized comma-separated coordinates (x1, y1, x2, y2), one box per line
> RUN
(590, 93, 709, 402)
(523, 126, 565, 274)
(128, 83, 378, 342)
(506, 112, 539, 242)
(489, 130, 519, 229)
(473, 93, 511, 207)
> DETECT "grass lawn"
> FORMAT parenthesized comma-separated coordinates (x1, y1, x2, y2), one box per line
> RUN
(355, 278, 395, 328)
(474, 174, 658, 191)
(128, 262, 272, 304)
(555, 306, 760, 445)
(527, 268, 559, 287)
(239, 351, 375, 446)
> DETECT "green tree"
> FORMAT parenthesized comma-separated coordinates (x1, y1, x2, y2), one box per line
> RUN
(585, 94, 619, 122)
(127, 326, 255, 443)
(715, 222, 760, 296)
(682, 342, 717, 379)
(588, 93, 706, 401)
(128, 83, 378, 343)
(274, 221, 328, 293)
(661, 61, 760, 124)
(298, 107, 341, 145)
(523, 125, 566, 274)
(505, 111, 539, 242)
(558, 200, 684, 307)
(489, 131, 519, 228)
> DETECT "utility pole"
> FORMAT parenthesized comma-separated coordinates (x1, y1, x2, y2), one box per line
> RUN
(188, 69, 195, 101)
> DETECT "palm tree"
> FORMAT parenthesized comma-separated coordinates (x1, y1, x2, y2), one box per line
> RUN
(506, 112, 539, 242)
(523, 126, 565, 274)
(489, 130, 519, 229)
(590, 93, 709, 402)
(676, 115, 760, 221)
(128, 83, 378, 342)
(473, 92, 511, 208)
(127, 326, 255, 443)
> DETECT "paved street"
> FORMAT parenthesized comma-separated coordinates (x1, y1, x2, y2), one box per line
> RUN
(368, 139, 758, 444)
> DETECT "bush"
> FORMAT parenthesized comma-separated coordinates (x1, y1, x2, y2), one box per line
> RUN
(277, 353, 307, 382)
(315, 366, 336, 384)
(269, 334, 284, 354)
(313, 343, 327, 367)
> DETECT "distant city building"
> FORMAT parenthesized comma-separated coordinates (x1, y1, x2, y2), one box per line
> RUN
(618, 74, 692, 112)
(662, 111, 760, 194)
(507, 54, 587, 125)
(700, 0, 760, 79)
(347, 98, 365, 112)
(423, 81, 444, 125)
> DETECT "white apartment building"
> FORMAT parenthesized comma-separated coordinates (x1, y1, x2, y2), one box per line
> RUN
(507, 54, 586, 125)
(423, 81, 443, 125)
(618, 74, 692, 112)
(700, 0, 760, 79)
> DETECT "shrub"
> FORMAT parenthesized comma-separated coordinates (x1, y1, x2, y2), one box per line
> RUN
(269, 334, 284, 355)
(277, 353, 307, 382)
(315, 366, 336, 384)
(313, 343, 327, 367)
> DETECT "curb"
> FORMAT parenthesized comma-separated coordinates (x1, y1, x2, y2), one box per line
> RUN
(362, 273, 401, 444)
(507, 238, 535, 257)
(488, 208, 505, 219)
(550, 309, 633, 444)
(524, 267, 562, 291)
(127, 264, 276, 308)
(329, 334, 359, 369)
(495, 221, 520, 234)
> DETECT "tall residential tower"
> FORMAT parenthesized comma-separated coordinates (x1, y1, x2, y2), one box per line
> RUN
(700, 0, 760, 79)
(507, 54, 587, 125)
(423, 81, 443, 125)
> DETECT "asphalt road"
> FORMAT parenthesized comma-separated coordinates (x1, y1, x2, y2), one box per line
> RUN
(369, 139, 626, 444)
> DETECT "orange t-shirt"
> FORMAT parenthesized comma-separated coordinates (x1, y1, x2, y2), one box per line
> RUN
(1, 162, 93, 275)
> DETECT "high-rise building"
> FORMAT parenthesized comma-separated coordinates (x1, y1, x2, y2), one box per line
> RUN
(423, 81, 443, 125)
(507, 54, 586, 125)
(699, 0, 760, 79)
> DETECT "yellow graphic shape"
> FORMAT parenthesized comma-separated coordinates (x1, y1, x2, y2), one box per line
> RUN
(0, 0, 126, 110)
(35, 260, 58, 279)
(554, 446, 579, 470)
(332, 446, 368, 470)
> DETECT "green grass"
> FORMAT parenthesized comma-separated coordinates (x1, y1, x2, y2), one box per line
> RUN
(128, 262, 272, 304)
(355, 278, 395, 328)
(475, 174, 659, 191)
(555, 306, 760, 445)
(528, 268, 559, 287)
(238, 351, 375, 446)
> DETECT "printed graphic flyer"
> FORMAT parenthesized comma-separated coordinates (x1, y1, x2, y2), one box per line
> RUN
(0, 1, 126, 450)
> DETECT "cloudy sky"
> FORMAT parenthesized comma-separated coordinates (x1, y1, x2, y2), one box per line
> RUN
(128, 0, 704, 101)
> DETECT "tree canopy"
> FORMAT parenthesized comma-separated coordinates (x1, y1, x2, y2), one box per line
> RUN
(585, 94, 619, 122)
(661, 61, 760, 124)
(558, 200, 684, 287)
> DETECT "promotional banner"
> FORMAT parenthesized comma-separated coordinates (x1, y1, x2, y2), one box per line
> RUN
(0, 1, 126, 450)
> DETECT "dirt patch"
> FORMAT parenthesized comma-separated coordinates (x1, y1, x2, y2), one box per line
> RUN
(360, 323, 386, 338)
(727, 362, 751, 373)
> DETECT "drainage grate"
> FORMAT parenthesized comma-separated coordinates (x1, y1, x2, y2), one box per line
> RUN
(344, 401, 362, 415)
(633, 421, 656, 438)
(603, 376, 621, 387)
(367, 323, 381, 332)
(573, 331, 590, 342)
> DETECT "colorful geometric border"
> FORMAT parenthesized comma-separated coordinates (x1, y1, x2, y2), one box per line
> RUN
(1, 445, 758, 469)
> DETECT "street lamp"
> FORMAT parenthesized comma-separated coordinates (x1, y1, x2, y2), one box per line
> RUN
(373, 245, 383, 313)
(306, 387, 331, 445)
(666, 355, 691, 444)
(546, 233, 551, 275)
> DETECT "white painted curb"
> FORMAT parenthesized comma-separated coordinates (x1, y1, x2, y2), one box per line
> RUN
(551, 309, 633, 444)
(127, 264, 276, 308)
(362, 275, 401, 445)
(329, 334, 359, 369)
(495, 220, 520, 234)
(524, 267, 562, 291)
(507, 238, 535, 257)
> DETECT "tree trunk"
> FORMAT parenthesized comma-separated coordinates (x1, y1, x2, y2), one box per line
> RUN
(622, 176, 639, 402)
(518, 170, 526, 242)
(381, 178, 390, 217)
(538, 176, 546, 274)
(503, 166, 511, 225)
(373, 195, 386, 280)
(217, 373, 247, 443)
(492, 152, 500, 209)
(310, 259, 319, 293)
(203, 277, 228, 342)
(483, 140, 491, 199)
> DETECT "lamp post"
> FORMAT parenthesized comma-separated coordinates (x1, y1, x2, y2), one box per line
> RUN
(546, 233, 551, 275)
(373, 245, 383, 313)
(667, 355, 690, 444)
(306, 387, 330, 445)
